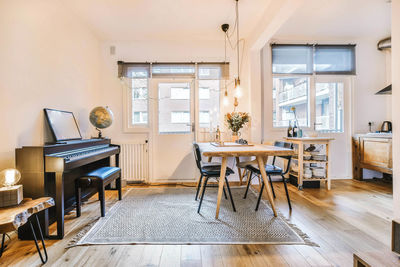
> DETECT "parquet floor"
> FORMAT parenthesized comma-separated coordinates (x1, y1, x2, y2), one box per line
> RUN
(0, 179, 393, 266)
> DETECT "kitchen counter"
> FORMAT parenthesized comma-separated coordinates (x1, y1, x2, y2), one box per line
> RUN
(352, 133, 392, 180)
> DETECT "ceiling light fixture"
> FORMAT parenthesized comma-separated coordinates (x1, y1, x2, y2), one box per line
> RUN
(221, 24, 230, 106)
(233, 0, 242, 106)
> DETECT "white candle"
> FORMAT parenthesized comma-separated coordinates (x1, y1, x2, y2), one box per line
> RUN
(5, 169, 15, 187)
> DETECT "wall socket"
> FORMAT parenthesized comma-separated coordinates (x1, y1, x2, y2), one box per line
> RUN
(110, 45, 116, 55)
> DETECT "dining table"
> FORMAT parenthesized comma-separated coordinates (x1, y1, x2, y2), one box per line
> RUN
(198, 142, 294, 219)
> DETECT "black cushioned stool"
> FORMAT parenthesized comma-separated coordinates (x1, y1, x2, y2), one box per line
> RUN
(75, 166, 122, 217)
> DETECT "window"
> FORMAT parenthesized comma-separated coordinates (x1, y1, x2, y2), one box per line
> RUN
(199, 87, 210, 99)
(273, 77, 310, 127)
(171, 111, 190, 123)
(198, 80, 220, 129)
(131, 76, 149, 125)
(199, 111, 210, 125)
(170, 87, 190, 99)
(315, 82, 344, 132)
(159, 82, 191, 134)
(133, 111, 148, 124)
(271, 44, 353, 132)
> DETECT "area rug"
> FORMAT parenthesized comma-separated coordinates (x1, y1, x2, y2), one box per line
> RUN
(71, 187, 316, 246)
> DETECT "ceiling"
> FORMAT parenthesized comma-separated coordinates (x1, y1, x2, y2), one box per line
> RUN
(61, 0, 271, 41)
(274, 0, 391, 40)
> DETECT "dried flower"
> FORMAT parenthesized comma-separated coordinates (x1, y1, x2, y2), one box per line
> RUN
(224, 112, 250, 134)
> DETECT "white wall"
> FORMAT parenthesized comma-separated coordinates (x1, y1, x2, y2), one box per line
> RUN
(0, 0, 101, 170)
(259, 38, 389, 179)
(392, 0, 400, 218)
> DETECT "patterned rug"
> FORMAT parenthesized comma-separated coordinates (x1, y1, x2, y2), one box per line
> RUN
(72, 187, 316, 246)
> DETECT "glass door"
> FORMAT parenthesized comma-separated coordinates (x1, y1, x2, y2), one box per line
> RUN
(151, 79, 197, 182)
(313, 76, 352, 179)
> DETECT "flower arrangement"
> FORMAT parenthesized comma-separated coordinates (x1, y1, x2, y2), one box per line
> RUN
(225, 112, 250, 135)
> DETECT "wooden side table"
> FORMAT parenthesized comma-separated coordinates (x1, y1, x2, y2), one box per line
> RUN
(0, 197, 54, 264)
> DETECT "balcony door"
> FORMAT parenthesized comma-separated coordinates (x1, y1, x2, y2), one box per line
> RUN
(151, 79, 197, 182)
(313, 76, 352, 179)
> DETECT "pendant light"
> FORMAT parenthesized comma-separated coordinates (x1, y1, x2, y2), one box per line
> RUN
(221, 24, 230, 106)
(234, 0, 242, 102)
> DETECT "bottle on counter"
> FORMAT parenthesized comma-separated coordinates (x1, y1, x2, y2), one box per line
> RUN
(216, 126, 221, 143)
(287, 120, 293, 137)
(293, 121, 298, 137)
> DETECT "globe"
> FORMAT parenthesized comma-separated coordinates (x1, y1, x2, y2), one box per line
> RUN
(89, 106, 114, 138)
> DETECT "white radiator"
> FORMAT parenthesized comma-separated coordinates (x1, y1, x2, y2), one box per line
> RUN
(119, 142, 149, 182)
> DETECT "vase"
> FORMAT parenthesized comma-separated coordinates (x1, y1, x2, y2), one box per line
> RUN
(231, 132, 239, 142)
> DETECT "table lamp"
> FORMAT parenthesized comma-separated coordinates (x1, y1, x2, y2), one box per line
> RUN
(0, 168, 23, 207)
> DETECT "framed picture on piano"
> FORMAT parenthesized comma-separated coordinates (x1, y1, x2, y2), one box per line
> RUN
(44, 108, 82, 142)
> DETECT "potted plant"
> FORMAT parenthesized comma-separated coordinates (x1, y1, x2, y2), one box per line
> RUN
(225, 112, 250, 141)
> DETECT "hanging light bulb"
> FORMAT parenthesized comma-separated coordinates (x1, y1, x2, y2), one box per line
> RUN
(223, 89, 229, 106)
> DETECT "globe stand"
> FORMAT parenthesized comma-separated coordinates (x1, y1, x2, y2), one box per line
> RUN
(96, 128, 103, 139)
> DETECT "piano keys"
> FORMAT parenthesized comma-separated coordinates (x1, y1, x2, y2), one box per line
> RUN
(16, 138, 120, 239)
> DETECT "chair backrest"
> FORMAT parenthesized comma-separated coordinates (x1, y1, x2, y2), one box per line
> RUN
(192, 143, 203, 172)
(273, 141, 293, 174)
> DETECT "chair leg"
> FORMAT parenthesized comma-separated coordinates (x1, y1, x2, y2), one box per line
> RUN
(282, 175, 292, 210)
(98, 184, 105, 217)
(195, 175, 203, 200)
(0, 234, 5, 258)
(268, 174, 276, 198)
(243, 171, 253, 199)
(29, 214, 48, 264)
(198, 177, 209, 213)
(223, 186, 228, 199)
(255, 181, 265, 211)
(75, 183, 81, 217)
(116, 177, 122, 201)
(225, 178, 236, 212)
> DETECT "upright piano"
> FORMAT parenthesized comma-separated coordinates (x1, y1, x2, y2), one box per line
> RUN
(16, 138, 120, 239)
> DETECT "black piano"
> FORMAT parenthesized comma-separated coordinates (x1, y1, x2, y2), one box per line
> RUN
(16, 109, 120, 239)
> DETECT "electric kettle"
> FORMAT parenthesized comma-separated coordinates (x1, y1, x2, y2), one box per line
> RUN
(381, 121, 392, 133)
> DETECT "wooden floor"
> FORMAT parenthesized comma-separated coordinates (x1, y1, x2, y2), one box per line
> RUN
(0, 179, 393, 267)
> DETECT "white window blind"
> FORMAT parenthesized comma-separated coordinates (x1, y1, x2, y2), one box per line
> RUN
(152, 63, 196, 78)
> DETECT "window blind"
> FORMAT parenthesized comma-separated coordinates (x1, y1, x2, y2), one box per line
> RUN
(152, 63, 196, 78)
(272, 45, 313, 74)
(118, 62, 150, 78)
(314, 45, 356, 74)
(198, 62, 229, 80)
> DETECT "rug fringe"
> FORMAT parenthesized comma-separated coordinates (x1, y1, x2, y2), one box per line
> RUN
(249, 187, 319, 247)
(66, 218, 99, 249)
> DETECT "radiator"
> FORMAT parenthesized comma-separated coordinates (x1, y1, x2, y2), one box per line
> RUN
(119, 142, 149, 182)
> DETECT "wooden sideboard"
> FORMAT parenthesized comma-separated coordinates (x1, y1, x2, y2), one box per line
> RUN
(352, 134, 392, 180)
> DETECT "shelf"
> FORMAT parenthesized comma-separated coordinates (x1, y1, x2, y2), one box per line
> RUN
(289, 172, 299, 177)
(303, 160, 327, 163)
(303, 177, 327, 181)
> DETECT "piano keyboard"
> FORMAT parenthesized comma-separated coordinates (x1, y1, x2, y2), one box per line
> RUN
(47, 144, 118, 162)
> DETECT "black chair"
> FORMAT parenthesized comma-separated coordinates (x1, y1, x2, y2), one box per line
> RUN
(243, 141, 293, 210)
(193, 143, 236, 213)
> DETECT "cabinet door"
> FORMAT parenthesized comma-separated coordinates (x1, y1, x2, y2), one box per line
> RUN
(360, 138, 392, 169)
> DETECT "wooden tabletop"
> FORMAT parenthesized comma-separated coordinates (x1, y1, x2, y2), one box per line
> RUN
(0, 197, 54, 233)
(198, 142, 294, 157)
(284, 137, 334, 141)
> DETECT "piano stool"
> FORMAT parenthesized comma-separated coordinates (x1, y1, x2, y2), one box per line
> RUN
(75, 167, 122, 217)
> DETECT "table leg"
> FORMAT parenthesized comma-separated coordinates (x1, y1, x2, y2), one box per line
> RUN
(215, 157, 227, 219)
(298, 143, 304, 190)
(235, 157, 243, 185)
(256, 156, 277, 217)
(208, 156, 212, 163)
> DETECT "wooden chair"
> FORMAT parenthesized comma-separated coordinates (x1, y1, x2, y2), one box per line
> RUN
(193, 143, 236, 213)
(243, 141, 293, 210)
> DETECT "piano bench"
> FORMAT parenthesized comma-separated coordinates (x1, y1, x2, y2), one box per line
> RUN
(75, 167, 122, 218)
